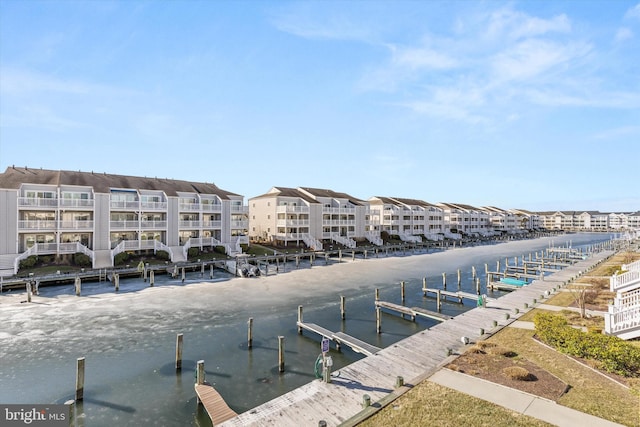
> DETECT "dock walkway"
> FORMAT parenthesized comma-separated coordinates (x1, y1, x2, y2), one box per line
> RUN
(375, 300, 453, 322)
(297, 322, 382, 356)
(220, 250, 614, 427)
(195, 383, 238, 425)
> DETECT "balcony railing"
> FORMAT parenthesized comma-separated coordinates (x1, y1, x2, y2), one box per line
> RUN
(203, 220, 222, 228)
(18, 220, 57, 230)
(179, 203, 201, 211)
(59, 220, 94, 230)
(610, 269, 640, 293)
(110, 200, 141, 210)
(178, 220, 201, 228)
(110, 220, 140, 229)
(230, 220, 248, 229)
(18, 197, 58, 208)
(276, 206, 310, 213)
(201, 204, 222, 212)
(277, 219, 310, 227)
(323, 207, 356, 214)
(231, 205, 248, 213)
(141, 201, 168, 210)
(140, 220, 167, 229)
(60, 199, 94, 208)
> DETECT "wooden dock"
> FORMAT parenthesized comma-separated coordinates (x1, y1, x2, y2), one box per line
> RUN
(375, 300, 453, 322)
(297, 322, 382, 356)
(220, 250, 614, 427)
(421, 287, 489, 303)
(195, 383, 238, 425)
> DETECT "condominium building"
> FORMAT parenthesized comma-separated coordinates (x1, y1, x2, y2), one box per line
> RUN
(436, 203, 492, 237)
(248, 186, 372, 250)
(0, 167, 247, 276)
(509, 209, 541, 230)
(367, 197, 444, 242)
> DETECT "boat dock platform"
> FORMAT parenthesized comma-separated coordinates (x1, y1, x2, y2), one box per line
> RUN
(195, 383, 238, 425)
(220, 249, 614, 427)
(296, 321, 382, 356)
(375, 300, 453, 322)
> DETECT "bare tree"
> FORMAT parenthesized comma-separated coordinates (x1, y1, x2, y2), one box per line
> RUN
(569, 283, 595, 318)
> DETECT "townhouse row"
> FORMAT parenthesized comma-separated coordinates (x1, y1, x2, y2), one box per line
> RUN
(0, 167, 637, 276)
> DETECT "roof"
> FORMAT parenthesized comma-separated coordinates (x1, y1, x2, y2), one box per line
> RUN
(249, 186, 320, 204)
(0, 166, 239, 199)
(299, 187, 366, 206)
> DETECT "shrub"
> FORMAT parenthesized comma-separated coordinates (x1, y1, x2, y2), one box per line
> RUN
(19, 255, 38, 269)
(534, 312, 640, 377)
(73, 253, 91, 267)
(187, 247, 200, 258)
(156, 250, 170, 261)
(214, 245, 227, 255)
(467, 345, 485, 354)
(114, 252, 129, 265)
(503, 366, 534, 381)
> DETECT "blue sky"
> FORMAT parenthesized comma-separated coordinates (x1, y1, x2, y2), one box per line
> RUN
(1, 0, 639, 212)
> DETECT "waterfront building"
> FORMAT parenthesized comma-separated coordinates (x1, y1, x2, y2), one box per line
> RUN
(509, 209, 541, 230)
(436, 203, 492, 238)
(0, 167, 247, 276)
(481, 206, 518, 233)
(367, 197, 444, 242)
(248, 186, 371, 250)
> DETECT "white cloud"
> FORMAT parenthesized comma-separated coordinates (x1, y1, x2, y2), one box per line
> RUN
(485, 8, 571, 41)
(615, 27, 634, 42)
(390, 44, 459, 70)
(625, 3, 640, 20)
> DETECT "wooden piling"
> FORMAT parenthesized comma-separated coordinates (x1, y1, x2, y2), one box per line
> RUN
(297, 305, 303, 334)
(181, 267, 185, 283)
(442, 272, 447, 290)
(457, 269, 461, 290)
(114, 273, 119, 292)
(248, 318, 253, 349)
(75, 276, 81, 296)
(210, 264, 214, 279)
(196, 360, 205, 388)
(150, 270, 155, 287)
(400, 281, 405, 302)
(375, 288, 380, 301)
(278, 336, 285, 372)
(422, 277, 427, 296)
(376, 307, 381, 334)
(437, 289, 441, 311)
(75, 357, 85, 401)
(476, 277, 481, 295)
(143, 267, 148, 282)
(175, 333, 183, 370)
(340, 296, 346, 320)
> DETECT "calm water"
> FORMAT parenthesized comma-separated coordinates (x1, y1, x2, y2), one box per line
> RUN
(0, 233, 613, 426)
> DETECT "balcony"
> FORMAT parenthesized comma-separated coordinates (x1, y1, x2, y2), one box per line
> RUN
(323, 207, 356, 214)
(202, 204, 222, 212)
(276, 206, 310, 214)
(231, 205, 249, 213)
(230, 220, 248, 229)
(179, 220, 202, 229)
(110, 220, 140, 230)
(140, 220, 168, 229)
(59, 220, 94, 230)
(203, 220, 222, 228)
(179, 203, 201, 211)
(18, 220, 57, 230)
(18, 197, 58, 208)
(141, 201, 168, 211)
(110, 200, 140, 210)
(322, 219, 356, 226)
(60, 199, 94, 209)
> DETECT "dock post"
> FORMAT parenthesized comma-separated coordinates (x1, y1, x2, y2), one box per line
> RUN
(375, 288, 379, 301)
(476, 277, 481, 295)
(278, 336, 285, 372)
(196, 360, 205, 390)
(181, 267, 185, 283)
(362, 394, 371, 408)
(210, 264, 214, 279)
(150, 270, 154, 287)
(75, 276, 81, 296)
(422, 277, 427, 296)
(395, 376, 404, 388)
(437, 289, 441, 311)
(442, 272, 447, 290)
(457, 269, 461, 290)
(248, 318, 253, 349)
(352, 251, 355, 261)
(400, 281, 405, 302)
(340, 296, 346, 320)
(114, 273, 119, 292)
(297, 305, 303, 334)
(497, 260, 500, 272)
(296, 255, 300, 269)
(175, 333, 183, 370)
(472, 266, 477, 283)
(376, 307, 381, 334)
(26, 282, 32, 303)
(75, 357, 85, 401)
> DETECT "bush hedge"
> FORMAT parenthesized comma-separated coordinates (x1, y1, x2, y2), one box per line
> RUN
(534, 312, 640, 377)
(114, 252, 130, 266)
(19, 255, 38, 269)
(73, 253, 91, 267)
(156, 250, 170, 261)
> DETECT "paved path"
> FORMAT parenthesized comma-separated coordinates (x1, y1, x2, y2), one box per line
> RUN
(429, 369, 624, 427)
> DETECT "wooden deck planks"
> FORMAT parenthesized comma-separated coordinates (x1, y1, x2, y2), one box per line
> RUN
(219, 250, 614, 427)
(195, 383, 238, 425)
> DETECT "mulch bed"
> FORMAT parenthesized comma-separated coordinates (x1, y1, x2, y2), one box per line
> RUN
(445, 343, 570, 401)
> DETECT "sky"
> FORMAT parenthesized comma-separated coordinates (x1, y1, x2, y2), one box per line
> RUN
(1, 0, 639, 212)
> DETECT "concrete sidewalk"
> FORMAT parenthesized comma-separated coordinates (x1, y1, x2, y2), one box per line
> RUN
(429, 369, 624, 427)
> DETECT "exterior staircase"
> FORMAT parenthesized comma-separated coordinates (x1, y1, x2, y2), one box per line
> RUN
(302, 234, 323, 251)
(605, 259, 640, 339)
(330, 233, 356, 249)
(364, 232, 383, 246)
